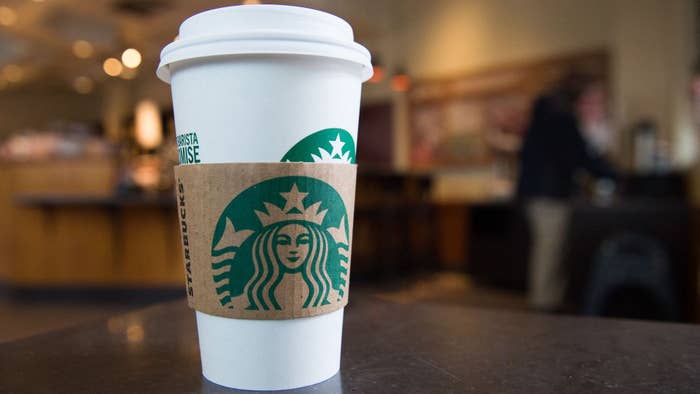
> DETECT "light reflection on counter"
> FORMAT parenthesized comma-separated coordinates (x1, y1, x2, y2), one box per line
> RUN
(106, 315, 145, 344)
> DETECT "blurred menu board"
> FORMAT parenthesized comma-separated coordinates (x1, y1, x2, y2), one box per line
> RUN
(409, 50, 608, 170)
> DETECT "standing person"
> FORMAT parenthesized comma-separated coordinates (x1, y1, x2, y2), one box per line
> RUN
(517, 73, 616, 312)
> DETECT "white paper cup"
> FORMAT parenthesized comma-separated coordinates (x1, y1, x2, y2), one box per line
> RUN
(157, 5, 371, 391)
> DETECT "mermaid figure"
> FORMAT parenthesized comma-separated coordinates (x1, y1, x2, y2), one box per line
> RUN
(244, 221, 334, 309)
(212, 182, 349, 311)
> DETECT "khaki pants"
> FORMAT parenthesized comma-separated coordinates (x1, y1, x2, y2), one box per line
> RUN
(526, 199, 570, 311)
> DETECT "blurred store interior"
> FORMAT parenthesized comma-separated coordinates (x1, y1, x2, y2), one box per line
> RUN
(2, 0, 700, 341)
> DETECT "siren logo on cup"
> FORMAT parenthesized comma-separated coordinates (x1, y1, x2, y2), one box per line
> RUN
(210, 177, 350, 311)
(281, 128, 356, 163)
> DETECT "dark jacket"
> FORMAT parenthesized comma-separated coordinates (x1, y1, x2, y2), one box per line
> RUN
(516, 94, 616, 200)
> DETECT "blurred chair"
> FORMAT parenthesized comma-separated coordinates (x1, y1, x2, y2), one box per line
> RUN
(565, 199, 694, 321)
(466, 202, 530, 291)
(582, 233, 679, 321)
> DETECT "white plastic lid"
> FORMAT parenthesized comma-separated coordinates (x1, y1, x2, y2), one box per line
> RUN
(157, 5, 373, 83)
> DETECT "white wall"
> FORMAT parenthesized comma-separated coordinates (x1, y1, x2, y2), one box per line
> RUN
(396, 0, 612, 78)
(612, 0, 697, 167)
(362, 0, 696, 168)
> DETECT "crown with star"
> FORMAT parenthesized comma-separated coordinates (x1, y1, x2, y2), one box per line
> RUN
(311, 133, 352, 163)
(255, 183, 328, 227)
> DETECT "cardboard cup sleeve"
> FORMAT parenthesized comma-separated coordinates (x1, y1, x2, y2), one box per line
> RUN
(174, 162, 357, 320)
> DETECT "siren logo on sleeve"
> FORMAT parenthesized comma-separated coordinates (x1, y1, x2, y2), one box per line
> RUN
(281, 128, 356, 163)
(210, 177, 350, 311)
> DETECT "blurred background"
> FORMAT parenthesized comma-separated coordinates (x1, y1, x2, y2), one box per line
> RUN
(1, 0, 700, 341)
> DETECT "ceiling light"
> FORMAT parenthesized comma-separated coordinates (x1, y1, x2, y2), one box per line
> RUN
(72, 40, 94, 59)
(73, 76, 94, 94)
(103, 58, 123, 77)
(0, 7, 17, 26)
(243, 0, 262, 4)
(121, 48, 141, 69)
(391, 70, 411, 92)
(3, 64, 23, 82)
(369, 65, 385, 84)
(134, 100, 163, 150)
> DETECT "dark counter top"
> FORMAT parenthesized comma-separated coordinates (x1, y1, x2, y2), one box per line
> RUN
(1, 297, 699, 393)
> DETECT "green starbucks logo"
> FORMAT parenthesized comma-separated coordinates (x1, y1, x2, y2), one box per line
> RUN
(211, 177, 350, 310)
(281, 128, 356, 163)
